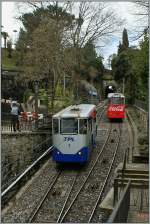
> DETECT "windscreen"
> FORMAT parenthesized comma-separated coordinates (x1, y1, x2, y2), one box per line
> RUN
(53, 119, 59, 134)
(111, 97, 124, 104)
(61, 118, 78, 134)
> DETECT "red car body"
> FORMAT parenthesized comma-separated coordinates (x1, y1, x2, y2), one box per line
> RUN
(107, 93, 125, 119)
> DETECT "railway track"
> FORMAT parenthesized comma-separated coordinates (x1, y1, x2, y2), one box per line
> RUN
(57, 123, 122, 223)
(28, 117, 123, 223)
(28, 169, 80, 223)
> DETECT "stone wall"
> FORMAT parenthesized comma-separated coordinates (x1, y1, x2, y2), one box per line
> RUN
(2, 131, 51, 191)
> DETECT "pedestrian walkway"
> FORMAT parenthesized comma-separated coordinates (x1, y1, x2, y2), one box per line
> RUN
(127, 188, 149, 222)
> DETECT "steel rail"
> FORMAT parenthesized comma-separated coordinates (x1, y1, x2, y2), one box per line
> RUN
(88, 123, 122, 222)
(28, 171, 62, 223)
(126, 110, 136, 162)
(56, 173, 78, 223)
(59, 123, 112, 223)
(126, 110, 135, 149)
(1, 146, 53, 197)
(96, 106, 106, 122)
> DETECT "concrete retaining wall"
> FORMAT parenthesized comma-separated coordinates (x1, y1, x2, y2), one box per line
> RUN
(2, 131, 51, 190)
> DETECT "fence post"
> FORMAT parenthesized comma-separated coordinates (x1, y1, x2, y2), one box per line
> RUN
(113, 178, 118, 206)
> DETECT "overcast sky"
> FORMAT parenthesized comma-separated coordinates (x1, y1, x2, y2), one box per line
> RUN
(1, 1, 148, 67)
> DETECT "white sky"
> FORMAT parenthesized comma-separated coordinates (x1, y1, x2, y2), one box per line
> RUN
(1, 1, 148, 67)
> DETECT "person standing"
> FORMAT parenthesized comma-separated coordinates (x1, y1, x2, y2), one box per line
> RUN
(11, 101, 20, 132)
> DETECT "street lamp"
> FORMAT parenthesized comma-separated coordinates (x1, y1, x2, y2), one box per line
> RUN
(13, 30, 17, 47)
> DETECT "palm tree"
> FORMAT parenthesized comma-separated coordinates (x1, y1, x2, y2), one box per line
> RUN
(1, 31, 9, 48)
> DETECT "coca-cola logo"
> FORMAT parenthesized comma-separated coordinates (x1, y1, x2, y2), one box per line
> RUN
(110, 106, 123, 112)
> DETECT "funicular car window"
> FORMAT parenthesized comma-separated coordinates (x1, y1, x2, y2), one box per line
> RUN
(53, 119, 59, 133)
(111, 97, 124, 104)
(61, 118, 78, 134)
(79, 119, 87, 134)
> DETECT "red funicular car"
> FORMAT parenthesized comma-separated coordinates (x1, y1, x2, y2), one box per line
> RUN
(107, 93, 125, 120)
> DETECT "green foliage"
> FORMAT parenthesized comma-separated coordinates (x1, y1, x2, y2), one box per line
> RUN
(111, 31, 148, 102)
(15, 3, 106, 106)
(1, 48, 20, 70)
(122, 28, 129, 49)
(112, 52, 131, 82)
(79, 41, 104, 82)
(23, 89, 33, 103)
(15, 28, 28, 67)
(118, 28, 129, 54)
(7, 39, 12, 58)
(38, 89, 48, 105)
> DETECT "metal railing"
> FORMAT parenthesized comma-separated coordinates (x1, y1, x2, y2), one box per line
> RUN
(2, 143, 53, 207)
(2, 137, 52, 191)
(2, 145, 53, 198)
(108, 180, 131, 223)
(126, 111, 136, 161)
(134, 99, 148, 112)
(1, 113, 52, 132)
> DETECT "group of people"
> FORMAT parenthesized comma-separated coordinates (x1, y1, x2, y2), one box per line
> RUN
(11, 101, 21, 132)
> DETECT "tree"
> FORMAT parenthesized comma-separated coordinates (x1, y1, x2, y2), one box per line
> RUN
(23, 17, 76, 111)
(118, 28, 129, 54)
(15, 2, 124, 106)
(132, 0, 149, 39)
(132, 31, 149, 100)
(118, 41, 124, 54)
(122, 28, 129, 49)
(7, 39, 12, 58)
(111, 29, 148, 102)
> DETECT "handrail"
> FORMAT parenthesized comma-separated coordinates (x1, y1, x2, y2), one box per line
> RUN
(126, 110, 136, 161)
(1, 146, 53, 197)
(108, 180, 131, 223)
(122, 147, 129, 176)
(134, 99, 148, 112)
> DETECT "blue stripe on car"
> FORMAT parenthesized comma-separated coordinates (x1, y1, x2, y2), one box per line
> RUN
(52, 147, 90, 163)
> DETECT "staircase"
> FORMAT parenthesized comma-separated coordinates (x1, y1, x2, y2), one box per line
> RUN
(115, 163, 149, 188)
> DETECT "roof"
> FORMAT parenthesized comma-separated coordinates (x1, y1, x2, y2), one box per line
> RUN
(111, 93, 125, 98)
(53, 104, 96, 118)
(108, 93, 114, 98)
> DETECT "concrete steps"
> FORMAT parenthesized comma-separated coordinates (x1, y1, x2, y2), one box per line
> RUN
(115, 163, 149, 187)
(99, 162, 149, 218)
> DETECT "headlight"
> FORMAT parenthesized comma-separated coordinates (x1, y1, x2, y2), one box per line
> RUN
(78, 152, 82, 155)
(57, 151, 60, 154)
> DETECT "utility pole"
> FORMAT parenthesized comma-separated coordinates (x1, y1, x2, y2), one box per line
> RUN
(123, 78, 125, 95)
(45, 78, 49, 115)
(34, 80, 39, 129)
(63, 74, 66, 97)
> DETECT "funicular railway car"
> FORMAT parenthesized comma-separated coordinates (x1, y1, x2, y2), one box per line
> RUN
(107, 93, 125, 120)
(52, 104, 97, 163)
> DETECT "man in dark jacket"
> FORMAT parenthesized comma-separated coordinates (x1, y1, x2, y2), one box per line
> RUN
(11, 101, 20, 132)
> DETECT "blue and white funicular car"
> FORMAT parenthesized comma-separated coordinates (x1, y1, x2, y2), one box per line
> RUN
(52, 104, 97, 163)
